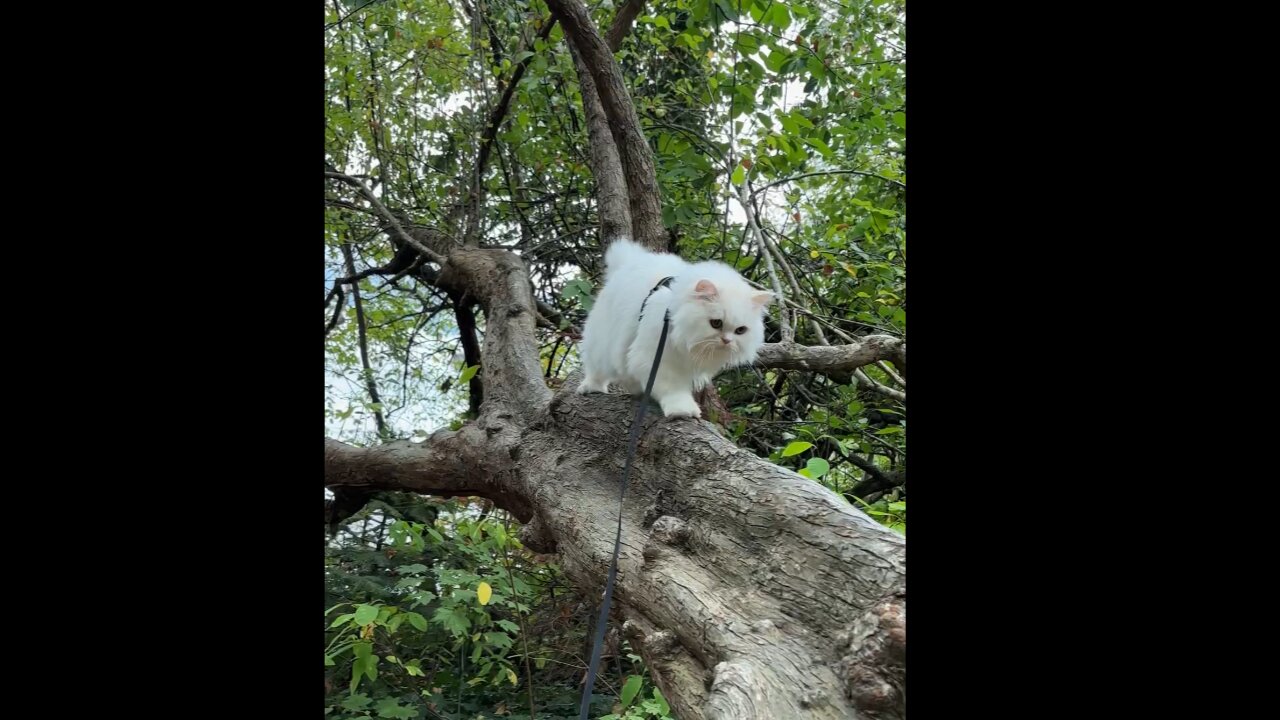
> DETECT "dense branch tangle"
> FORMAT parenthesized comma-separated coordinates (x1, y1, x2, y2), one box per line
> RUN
(325, 0, 906, 717)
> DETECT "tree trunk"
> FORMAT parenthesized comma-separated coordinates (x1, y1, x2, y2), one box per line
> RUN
(325, 247, 906, 720)
(324, 1, 906, 716)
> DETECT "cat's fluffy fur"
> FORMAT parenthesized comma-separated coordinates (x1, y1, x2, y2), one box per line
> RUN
(577, 239, 773, 418)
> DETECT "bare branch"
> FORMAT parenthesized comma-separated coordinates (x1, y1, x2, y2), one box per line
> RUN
(464, 16, 560, 243)
(758, 226, 827, 345)
(604, 0, 646, 51)
(341, 242, 391, 438)
(877, 360, 906, 387)
(546, 0, 664, 249)
(535, 298, 582, 337)
(566, 41, 631, 244)
(737, 183, 792, 341)
(749, 169, 906, 200)
(755, 336, 905, 376)
(325, 431, 534, 520)
(843, 453, 899, 492)
(854, 368, 907, 404)
(325, 285, 345, 337)
(325, 170, 449, 264)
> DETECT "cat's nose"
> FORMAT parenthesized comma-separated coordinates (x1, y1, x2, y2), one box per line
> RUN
(721, 337, 732, 344)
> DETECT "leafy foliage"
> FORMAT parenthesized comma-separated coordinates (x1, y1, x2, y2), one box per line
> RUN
(325, 0, 905, 715)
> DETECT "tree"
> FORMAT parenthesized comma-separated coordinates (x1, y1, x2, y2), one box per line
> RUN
(325, 0, 906, 717)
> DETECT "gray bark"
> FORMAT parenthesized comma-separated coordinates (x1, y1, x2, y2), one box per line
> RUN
(325, 1, 905, 715)
(325, 247, 906, 720)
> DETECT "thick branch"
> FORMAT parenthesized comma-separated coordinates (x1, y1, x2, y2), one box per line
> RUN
(436, 249, 552, 409)
(605, 0, 646, 51)
(325, 432, 533, 520)
(567, 41, 631, 244)
(755, 336, 905, 377)
(547, 0, 665, 250)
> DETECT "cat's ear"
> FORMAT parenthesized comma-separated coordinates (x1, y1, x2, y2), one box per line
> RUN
(751, 291, 775, 308)
(693, 279, 719, 301)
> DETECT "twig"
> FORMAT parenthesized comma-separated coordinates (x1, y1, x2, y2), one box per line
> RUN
(325, 169, 449, 264)
(749, 169, 905, 200)
(737, 183, 791, 341)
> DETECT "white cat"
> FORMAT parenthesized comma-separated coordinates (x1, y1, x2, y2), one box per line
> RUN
(576, 238, 774, 418)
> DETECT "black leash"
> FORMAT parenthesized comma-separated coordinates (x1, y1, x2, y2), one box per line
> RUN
(578, 277, 674, 720)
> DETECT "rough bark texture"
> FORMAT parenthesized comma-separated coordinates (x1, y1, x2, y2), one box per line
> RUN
(325, 244, 907, 720)
(755, 337, 906, 379)
(567, 40, 631, 245)
(325, 1, 906, 716)
(547, 0, 665, 250)
(327, 375, 904, 720)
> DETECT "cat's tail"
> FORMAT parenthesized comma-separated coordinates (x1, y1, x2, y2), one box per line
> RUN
(604, 237, 647, 274)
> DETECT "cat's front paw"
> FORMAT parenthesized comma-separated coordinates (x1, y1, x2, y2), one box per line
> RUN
(658, 394, 701, 419)
(577, 376, 612, 394)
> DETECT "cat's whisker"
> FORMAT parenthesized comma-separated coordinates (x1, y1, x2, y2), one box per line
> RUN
(578, 238, 770, 417)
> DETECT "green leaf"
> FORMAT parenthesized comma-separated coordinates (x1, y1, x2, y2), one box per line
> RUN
(804, 137, 834, 158)
(893, 111, 906, 129)
(406, 612, 428, 631)
(806, 55, 826, 80)
(329, 613, 356, 629)
(781, 441, 814, 457)
(353, 604, 379, 626)
(805, 458, 831, 479)
(341, 694, 372, 712)
(654, 688, 670, 715)
(484, 631, 515, 650)
(621, 675, 644, 708)
(714, 0, 739, 21)
(432, 606, 472, 637)
(731, 164, 745, 185)
(654, 15, 670, 29)
(458, 364, 480, 384)
(375, 697, 416, 719)
(763, 2, 790, 30)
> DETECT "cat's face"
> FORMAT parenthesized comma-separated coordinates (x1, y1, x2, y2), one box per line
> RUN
(673, 278, 773, 368)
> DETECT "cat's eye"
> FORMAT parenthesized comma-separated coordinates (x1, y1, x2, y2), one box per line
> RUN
(734, 326, 747, 335)
(709, 319, 722, 329)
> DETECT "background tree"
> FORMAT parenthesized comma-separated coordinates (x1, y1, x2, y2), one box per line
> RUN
(325, 0, 905, 717)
